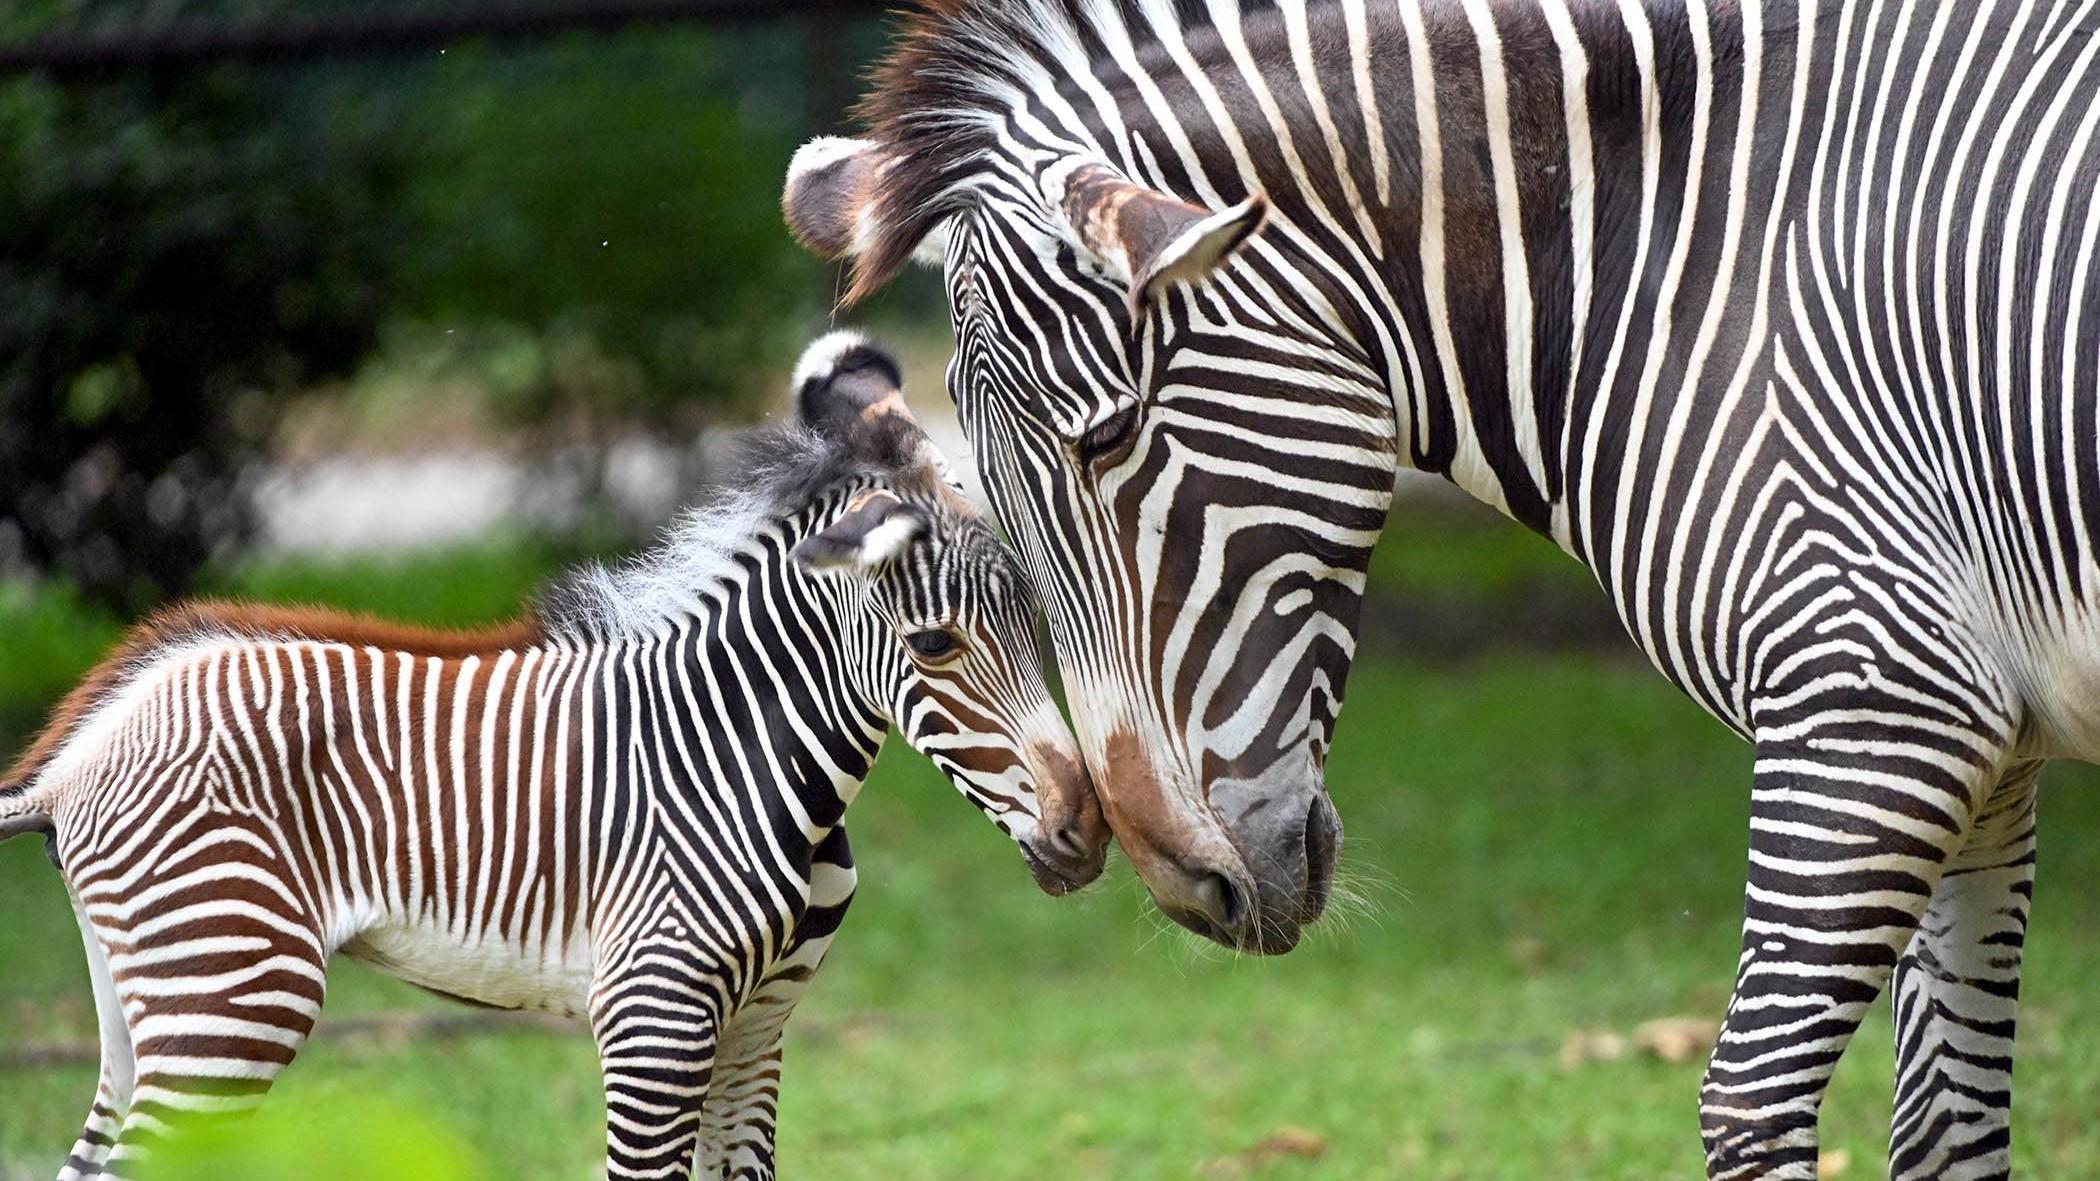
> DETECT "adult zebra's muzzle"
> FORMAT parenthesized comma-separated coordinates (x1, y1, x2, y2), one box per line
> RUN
(1099, 735, 1342, 955)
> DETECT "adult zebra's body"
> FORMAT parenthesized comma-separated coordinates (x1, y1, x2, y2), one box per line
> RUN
(0, 334, 1106, 1181)
(786, 1, 2100, 1175)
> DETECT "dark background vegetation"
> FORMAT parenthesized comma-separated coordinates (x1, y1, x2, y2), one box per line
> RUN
(0, 0, 907, 610)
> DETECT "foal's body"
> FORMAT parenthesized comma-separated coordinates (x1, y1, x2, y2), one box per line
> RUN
(46, 615, 858, 1177)
(3, 336, 1104, 1180)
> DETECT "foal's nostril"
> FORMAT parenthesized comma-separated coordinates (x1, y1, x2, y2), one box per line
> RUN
(1197, 872, 1248, 930)
(1047, 822, 1089, 863)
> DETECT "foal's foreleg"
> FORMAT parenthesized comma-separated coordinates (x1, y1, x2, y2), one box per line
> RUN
(1889, 760, 2040, 1181)
(697, 835, 854, 1179)
(593, 957, 724, 1181)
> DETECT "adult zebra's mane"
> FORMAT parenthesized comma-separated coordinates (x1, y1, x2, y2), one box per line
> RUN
(853, 0, 1193, 300)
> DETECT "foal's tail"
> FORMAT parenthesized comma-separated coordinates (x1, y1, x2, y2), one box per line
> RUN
(0, 777, 56, 860)
(0, 606, 178, 861)
(2, 711, 65, 857)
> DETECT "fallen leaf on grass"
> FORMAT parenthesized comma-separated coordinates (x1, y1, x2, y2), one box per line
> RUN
(1632, 1016, 1720, 1065)
(1197, 1127, 1329, 1177)
(1558, 1029, 1631, 1069)
(1560, 1016, 1719, 1070)
(1506, 935, 1551, 975)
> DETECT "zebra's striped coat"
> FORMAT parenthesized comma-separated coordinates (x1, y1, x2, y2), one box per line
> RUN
(0, 335, 1106, 1180)
(787, 1, 2100, 1175)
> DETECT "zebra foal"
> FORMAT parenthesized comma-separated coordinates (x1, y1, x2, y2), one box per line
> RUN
(0, 332, 1107, 1180)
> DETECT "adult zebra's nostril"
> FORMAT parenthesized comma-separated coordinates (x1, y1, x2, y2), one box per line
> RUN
(1301, 792, 1341, 921)
(1197, 871, 1248, 930)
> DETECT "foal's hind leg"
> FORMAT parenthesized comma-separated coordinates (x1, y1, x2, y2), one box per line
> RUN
(1889, 759, 2041, 1181)
(57, 895, 134, 1181)
(75, 844, 331, 1178)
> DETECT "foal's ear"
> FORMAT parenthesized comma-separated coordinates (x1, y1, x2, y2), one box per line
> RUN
(792, 330, 914, 438)
(1059, 163, 1267, 315)
(794, 490, 927, 575)
(783, 137, 950, 275)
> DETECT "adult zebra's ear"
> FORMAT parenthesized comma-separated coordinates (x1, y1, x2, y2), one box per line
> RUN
(1060, 164, 1268, 315)
(794, 490, 927, 575)
(783, 137, 949, 274)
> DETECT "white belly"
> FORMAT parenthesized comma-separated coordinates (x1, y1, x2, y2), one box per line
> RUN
(2024, 606, 2100, 762)
(342, 921, 594, 1018)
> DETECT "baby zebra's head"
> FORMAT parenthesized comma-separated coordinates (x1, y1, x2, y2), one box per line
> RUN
(788, 332, 1108, 894)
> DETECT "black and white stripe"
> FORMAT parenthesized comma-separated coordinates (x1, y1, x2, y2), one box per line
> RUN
(785, 2, 2100, 1175)
(0, 333, 1105, 1180)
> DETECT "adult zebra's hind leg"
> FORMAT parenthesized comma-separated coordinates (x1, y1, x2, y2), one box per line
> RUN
(1700, 686, 2013, 1180)
(593, 950, 724, 1181)
(1889, 760, 2040, 1181)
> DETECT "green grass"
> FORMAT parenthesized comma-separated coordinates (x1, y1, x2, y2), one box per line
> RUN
(4, 539, 2100, 1180)
(1368, 499, 1597, 605)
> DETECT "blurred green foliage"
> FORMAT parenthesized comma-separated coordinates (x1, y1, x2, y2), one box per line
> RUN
(2, 5, 891, 606)
(393, 28, 836, 422)
(138, 1093, 486, 1181)
(0, 64, 409, 609)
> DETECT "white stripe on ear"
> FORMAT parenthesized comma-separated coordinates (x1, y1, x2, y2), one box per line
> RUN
(855, 512, 926, 568)
(793, 490, 927, 574)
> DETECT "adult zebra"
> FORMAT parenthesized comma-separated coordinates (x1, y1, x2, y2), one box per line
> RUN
(0, 334, 1107, 1180)
(783, 0, 2100, 1175)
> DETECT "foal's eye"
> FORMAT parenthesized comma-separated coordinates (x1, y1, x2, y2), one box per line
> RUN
(907, 629, 958, 658)
(1078, 403, 1141, 467)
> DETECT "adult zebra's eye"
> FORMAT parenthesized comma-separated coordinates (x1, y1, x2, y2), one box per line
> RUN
(1078, 403, 1141, 467)
(907, 629, 958, 658)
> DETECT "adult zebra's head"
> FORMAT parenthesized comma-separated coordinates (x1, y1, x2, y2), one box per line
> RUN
(792, 331, 1110, 896)
(782, 8, 1396, 953)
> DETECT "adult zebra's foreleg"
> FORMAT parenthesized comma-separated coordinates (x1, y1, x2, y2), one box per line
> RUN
(1700, 691, 2012, 1180)
(1888, 760, 2040, 1181)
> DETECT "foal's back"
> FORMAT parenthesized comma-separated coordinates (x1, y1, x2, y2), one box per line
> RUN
(39, 607, 621, 1008)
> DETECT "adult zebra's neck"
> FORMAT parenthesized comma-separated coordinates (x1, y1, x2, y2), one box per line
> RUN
(1263, 0, 1729, 550)
(1072, 1, 1743, 553)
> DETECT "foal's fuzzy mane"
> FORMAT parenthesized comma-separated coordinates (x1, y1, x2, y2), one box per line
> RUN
(532, 420, 907, 640)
